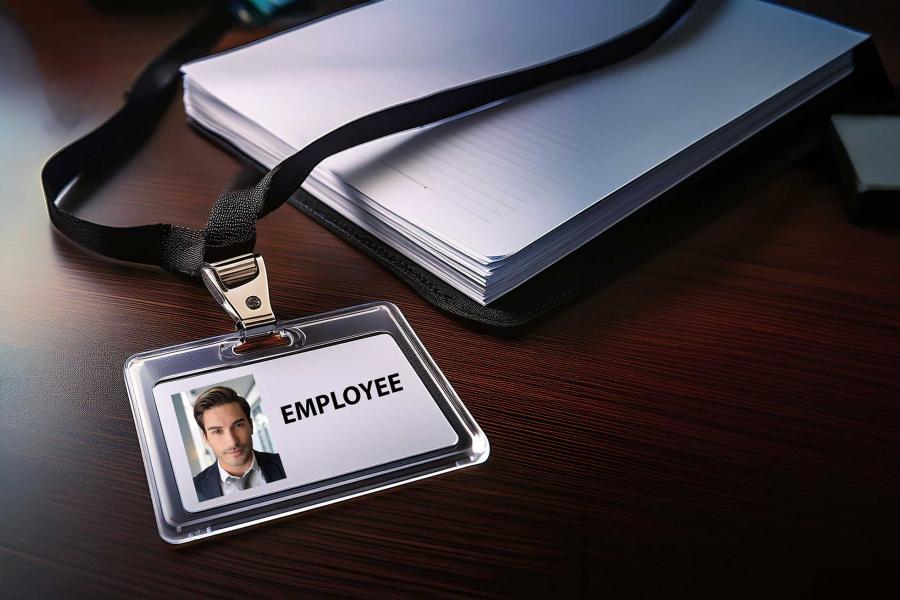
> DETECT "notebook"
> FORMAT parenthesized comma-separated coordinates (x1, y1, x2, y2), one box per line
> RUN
(181, 0, 869, 307)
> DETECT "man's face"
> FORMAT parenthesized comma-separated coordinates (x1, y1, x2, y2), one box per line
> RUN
(202, 402, 253, 471)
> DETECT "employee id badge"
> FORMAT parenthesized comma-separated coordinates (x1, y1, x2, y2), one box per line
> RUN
(124, 291, 489, 544)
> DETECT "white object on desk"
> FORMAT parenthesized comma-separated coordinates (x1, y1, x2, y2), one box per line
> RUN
(183, 0, 867, 304)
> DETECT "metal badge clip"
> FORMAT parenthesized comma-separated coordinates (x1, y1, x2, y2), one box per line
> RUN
(200, 253, 277, 339)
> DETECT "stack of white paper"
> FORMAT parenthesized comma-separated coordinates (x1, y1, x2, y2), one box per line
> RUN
(182, 0, 866, 304)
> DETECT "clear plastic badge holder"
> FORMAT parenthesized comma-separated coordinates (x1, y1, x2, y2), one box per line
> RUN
(124, 255, 488, 543)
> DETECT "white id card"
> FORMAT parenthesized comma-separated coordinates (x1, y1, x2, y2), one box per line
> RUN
(124, 302, 489, 543)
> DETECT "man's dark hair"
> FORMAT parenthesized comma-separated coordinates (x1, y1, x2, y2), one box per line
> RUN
(193, 386, 252, 433)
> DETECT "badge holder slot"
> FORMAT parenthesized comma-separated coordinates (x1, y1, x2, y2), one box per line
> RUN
(124, 299, 488, 544)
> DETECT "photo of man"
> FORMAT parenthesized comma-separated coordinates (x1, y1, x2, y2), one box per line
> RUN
(191, 385, 286, 502)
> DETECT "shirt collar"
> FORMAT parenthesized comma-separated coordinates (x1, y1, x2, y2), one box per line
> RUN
(217, 451, 257, 484)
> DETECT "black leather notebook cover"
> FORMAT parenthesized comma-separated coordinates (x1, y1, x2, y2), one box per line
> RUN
(190, 41, 895, 328)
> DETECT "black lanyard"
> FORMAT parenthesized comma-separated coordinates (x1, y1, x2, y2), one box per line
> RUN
(42, 0, 695, 277)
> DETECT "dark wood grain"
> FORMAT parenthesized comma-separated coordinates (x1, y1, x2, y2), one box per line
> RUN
(1, 1, 899, 598)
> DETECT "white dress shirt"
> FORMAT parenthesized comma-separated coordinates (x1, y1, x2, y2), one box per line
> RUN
(218, 453, 266, 496)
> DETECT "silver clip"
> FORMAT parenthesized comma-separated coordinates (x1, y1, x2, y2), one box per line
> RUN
(200, 253, 277, 338)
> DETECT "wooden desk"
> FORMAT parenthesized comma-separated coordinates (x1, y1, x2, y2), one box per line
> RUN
(1, 2, 898, 597)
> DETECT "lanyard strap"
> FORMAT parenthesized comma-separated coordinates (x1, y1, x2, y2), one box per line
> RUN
(42, 0, 695, 277)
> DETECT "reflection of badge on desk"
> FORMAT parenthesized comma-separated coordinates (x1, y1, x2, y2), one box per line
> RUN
(126, 303, 488, 544)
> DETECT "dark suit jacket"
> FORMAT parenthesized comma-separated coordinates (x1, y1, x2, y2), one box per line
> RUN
(193, 450, 286, 502)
